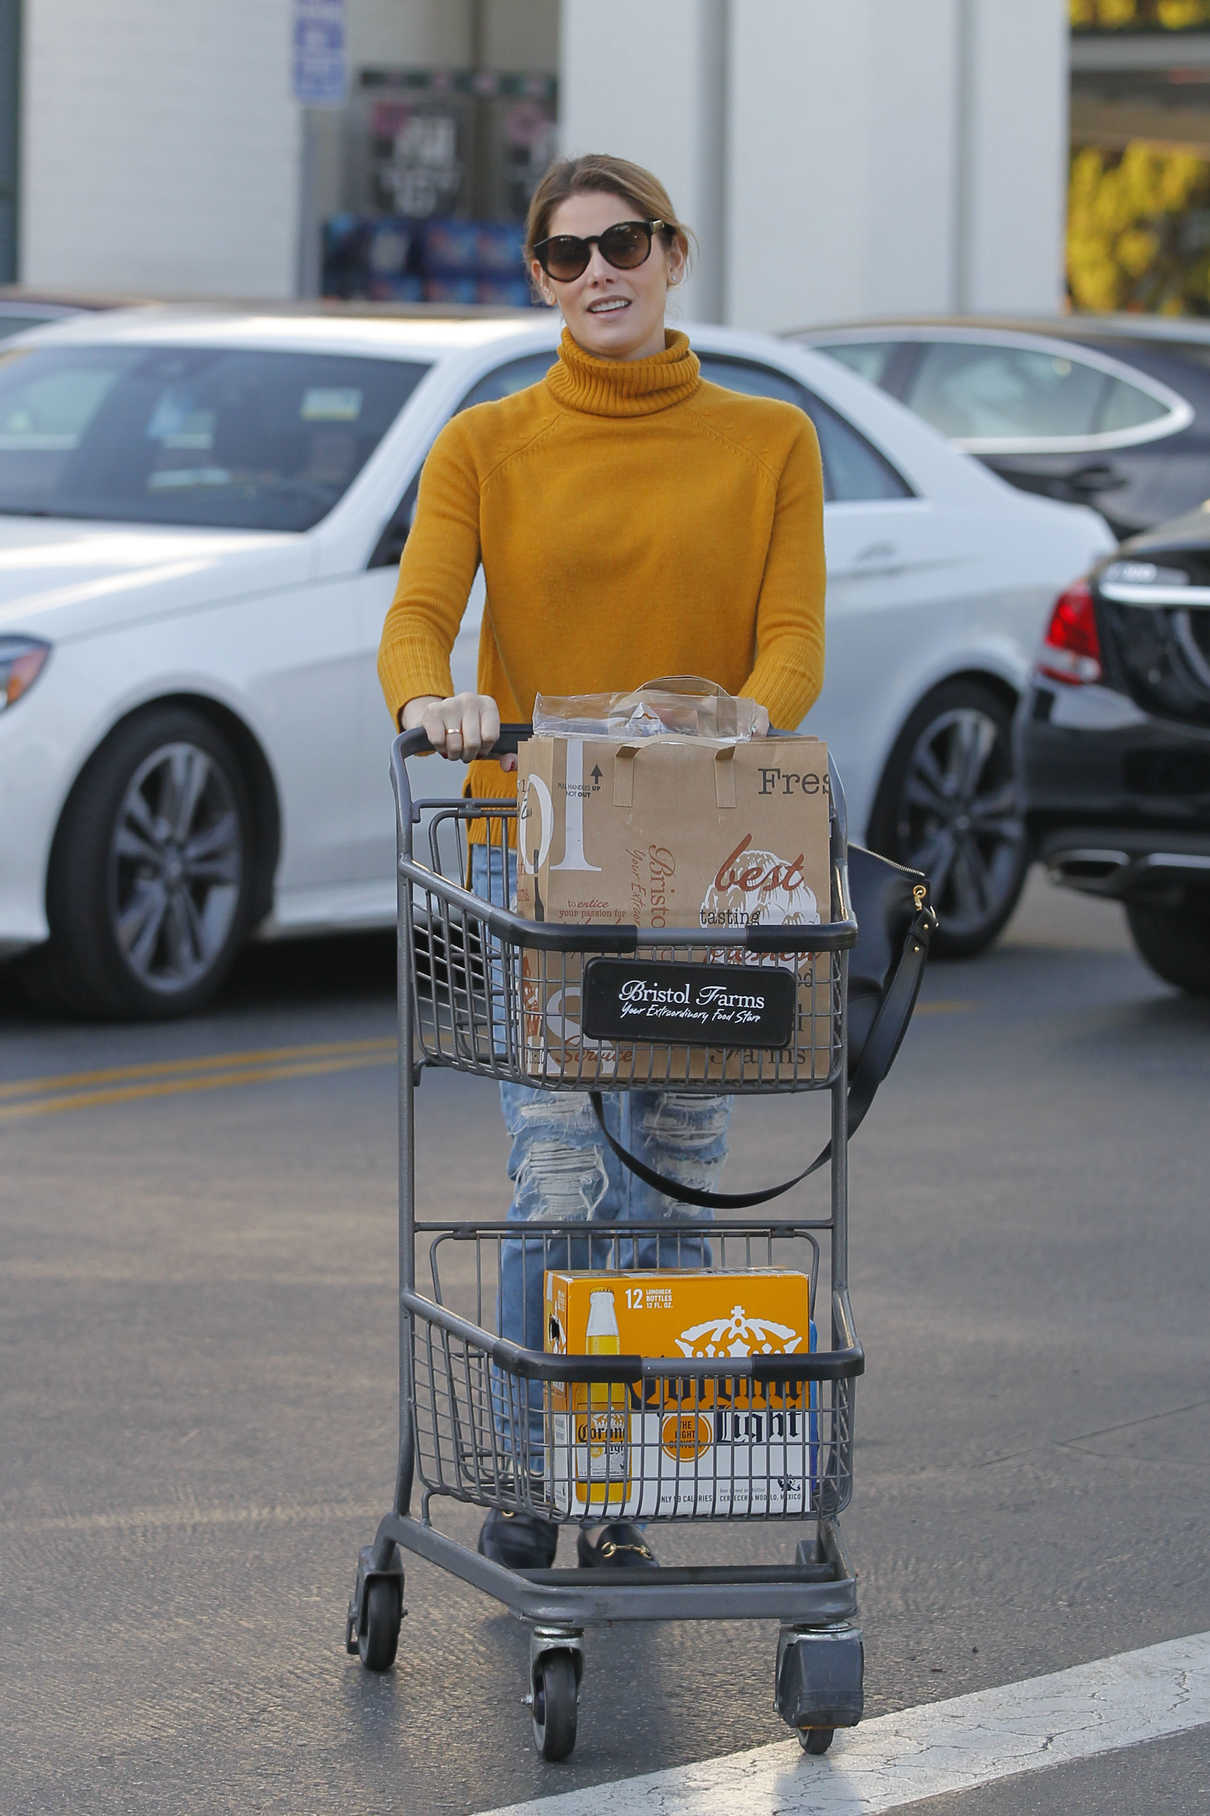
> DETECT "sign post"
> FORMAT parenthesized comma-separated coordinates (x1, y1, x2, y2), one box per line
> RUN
(292, 0, 347, 297)
(292, 0, 346, 107)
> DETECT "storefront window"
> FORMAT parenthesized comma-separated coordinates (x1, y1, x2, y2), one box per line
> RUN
(1069, 0, 1210, 317)
(323, 68, 557, 308)
(1068, 135, 1210, 313)
(1071, 0, 1210, 30)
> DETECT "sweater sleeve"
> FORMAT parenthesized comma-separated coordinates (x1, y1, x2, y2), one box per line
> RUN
(740, 413, 826, 732)
(377, 413, 483, 727)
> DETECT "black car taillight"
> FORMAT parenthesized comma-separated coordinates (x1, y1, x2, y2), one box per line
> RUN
(1036, 580, 1103, 686)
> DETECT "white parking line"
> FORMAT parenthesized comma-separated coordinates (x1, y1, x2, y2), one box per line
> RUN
(480, 1629, 1210, 1816)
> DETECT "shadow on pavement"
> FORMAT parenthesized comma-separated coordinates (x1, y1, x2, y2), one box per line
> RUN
(0, 931, 399, 1030)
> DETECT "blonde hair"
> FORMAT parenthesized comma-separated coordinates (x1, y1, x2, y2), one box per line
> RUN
(524, 154, 695, 275)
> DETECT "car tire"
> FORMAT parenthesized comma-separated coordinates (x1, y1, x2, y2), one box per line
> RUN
(31, 706, 257, 1020)
(867, 679, 1029, 959)
(1125, 899, 1210, 997)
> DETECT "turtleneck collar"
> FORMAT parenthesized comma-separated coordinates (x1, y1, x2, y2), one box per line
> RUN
(545, 327, 701, 417)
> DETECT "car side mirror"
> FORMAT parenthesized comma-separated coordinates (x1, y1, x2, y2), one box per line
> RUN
(368, 492, 417, 570)
(1066, 461, 1122, 496)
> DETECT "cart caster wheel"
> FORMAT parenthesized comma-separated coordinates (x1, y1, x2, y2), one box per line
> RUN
(346, 1544, 405, 1671)
(776, 1624, 863, 1736)
(799, 1727, 835, 1755)
(531, 1650, 578, 1761)
(358, 1576, 403, 1672)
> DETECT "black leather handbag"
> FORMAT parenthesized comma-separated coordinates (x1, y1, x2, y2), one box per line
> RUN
(589, 844, 936, 1208)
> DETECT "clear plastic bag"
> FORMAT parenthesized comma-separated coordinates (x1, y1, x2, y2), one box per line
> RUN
(533, 678, 761, 743)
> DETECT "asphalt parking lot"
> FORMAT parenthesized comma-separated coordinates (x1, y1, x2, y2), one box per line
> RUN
(2, 873, 1208, 1814)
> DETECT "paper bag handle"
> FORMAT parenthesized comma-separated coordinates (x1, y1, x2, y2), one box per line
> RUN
(611, 739, 736, 809)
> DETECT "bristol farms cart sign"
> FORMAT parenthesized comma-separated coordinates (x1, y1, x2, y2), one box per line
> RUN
(581, 958, 797, 1048)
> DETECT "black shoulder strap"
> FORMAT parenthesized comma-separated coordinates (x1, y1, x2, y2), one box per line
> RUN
(588, 903, 934, 1209)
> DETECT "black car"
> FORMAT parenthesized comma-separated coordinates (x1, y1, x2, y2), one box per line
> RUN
(1016, 509, 1210, 995)
(791, 316, 1210, 539)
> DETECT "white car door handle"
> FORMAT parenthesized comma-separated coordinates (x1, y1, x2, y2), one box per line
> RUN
(834, 540, 903, 578)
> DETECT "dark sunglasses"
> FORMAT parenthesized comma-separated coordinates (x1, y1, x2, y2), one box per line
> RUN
(532, 218, 664, 283)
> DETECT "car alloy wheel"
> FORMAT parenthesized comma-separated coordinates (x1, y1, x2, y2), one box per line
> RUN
(108, 741, 244, 995)
(35, 705, 257, 1019)
(870, 680, 1029, 958)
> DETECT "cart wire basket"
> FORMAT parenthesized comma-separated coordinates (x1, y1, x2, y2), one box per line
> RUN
(409, 1219, 855, 1525)
(346, 726, 868, 1761)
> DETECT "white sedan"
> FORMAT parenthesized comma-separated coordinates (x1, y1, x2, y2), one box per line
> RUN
(0, 306, 1112, 1018)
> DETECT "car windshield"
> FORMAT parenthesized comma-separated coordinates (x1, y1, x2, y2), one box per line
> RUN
(0, 310, 73, 340)
(0, 343, 430, 530)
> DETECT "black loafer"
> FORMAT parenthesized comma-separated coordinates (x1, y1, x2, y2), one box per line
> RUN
(576, 1520, 659, 1569)
(478, 1508, 558, 1569)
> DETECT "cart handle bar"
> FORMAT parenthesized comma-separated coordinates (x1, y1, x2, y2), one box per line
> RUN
(396, 723, 531, 761)
(403, 1289, 865, 1382)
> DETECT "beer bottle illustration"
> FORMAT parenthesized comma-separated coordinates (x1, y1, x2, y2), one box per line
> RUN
(581, 1289, 629, 1508)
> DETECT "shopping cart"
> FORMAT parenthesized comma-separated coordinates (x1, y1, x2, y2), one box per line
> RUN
(346, 726, 869, 1761)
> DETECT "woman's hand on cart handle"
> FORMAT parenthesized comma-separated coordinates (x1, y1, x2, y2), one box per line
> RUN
(401, 693, 518, 771)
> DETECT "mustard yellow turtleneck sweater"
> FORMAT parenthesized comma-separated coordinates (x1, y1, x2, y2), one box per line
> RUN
(377, 328, 826, 802)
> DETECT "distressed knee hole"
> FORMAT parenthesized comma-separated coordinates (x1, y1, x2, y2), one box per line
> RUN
(639, 1094, 732, 1151)
(515, 1140, 609, 1221)
(516, 1093, 598, 1132)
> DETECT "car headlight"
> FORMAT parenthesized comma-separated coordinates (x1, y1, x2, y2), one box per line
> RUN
(0, 637, 51, 711)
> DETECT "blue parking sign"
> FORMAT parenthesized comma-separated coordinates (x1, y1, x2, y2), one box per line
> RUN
(292, 0, 346, 107)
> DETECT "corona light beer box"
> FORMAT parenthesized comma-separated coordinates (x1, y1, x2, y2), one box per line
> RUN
(543, 1268, 818, 1518)
(513, 731, 832, 1083)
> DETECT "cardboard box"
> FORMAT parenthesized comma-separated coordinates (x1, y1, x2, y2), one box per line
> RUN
(543, 1268, 817, 1518)
(514, 733, 833, 1082)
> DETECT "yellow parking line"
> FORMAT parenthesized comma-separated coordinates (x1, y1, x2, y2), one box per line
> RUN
(0, 1051, 395, 1121)
(0, 1002, 972, 1122)
(0, 1037, 396, 1102)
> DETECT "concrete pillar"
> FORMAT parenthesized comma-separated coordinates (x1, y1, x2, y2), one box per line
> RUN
(725, 0, 1066, 329)
(865, 0, 962, 318)
(726, 0, 875, 331)
(558, 0, 726, 321)
(21, 0, 302, 297)
(0, 0, 18, 279)
(959, 0, 1069, 313)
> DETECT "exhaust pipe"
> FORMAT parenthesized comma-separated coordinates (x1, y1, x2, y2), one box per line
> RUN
(1047, 847, 1210, 898)
(1046, 849, 1130, 895)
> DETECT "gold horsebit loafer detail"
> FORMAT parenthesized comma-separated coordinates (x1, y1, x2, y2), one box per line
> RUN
(576, 1520, 660, 1569)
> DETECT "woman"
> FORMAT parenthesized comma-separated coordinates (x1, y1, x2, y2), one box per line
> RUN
(378, 153, 826, 1571)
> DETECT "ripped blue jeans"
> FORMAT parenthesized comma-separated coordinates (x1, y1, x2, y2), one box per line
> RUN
(497, 1084, 730, 1349)
(470, 845, 732, 1452)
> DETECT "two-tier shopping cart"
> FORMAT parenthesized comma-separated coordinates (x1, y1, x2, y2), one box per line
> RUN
(346, 726, 869, 1761)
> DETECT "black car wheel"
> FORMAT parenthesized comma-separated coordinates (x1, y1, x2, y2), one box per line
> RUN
(868, 680, 1029, 958)
(34, 706, 257, 1019)
(1125, 899, 1210, 997)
